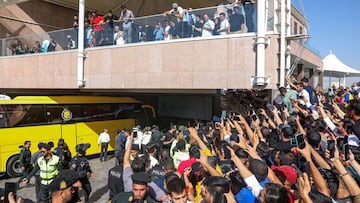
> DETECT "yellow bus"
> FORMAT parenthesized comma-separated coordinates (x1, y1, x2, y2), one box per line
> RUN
(0, 96, 156, 177)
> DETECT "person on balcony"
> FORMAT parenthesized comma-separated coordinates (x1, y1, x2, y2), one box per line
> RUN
(119, 5, 134, 44)
(232, 0, 256, 32)
(163, 3, 189, 39)
(103, 10, 119, 45)
(229, 6, 245, 33)
(90, 10, 105, 46)
(218, 12, 230, 35)
(201, 14, 215, 37)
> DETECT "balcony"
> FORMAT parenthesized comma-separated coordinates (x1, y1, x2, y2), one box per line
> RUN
(0, 3, 322, 90)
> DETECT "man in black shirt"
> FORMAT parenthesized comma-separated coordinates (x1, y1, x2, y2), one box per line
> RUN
(192, 15, 203, 37)
(274, 124, 294, 152)
(162, 126, 176, 152)
(347, 100, 360, 139)
(103, 10, 119, 45)
(229, 6, 244, 33)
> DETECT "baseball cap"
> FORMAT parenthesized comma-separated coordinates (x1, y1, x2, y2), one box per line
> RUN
(271, 165, 297, 184)
(172, 3, 178, 8)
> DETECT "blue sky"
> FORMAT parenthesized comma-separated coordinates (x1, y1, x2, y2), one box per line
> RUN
(293, 0, 360, 70)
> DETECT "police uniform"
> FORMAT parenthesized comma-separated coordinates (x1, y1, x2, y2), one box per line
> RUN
(48, 169, 80, 202)
(111, 172, 156, 203)
(71, 150, 92, 203)
(26, 154, 60, 203)
(18, 147, 32, 186)
(108, 165, 124, 200)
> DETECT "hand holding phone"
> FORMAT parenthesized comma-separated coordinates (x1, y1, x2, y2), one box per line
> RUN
(343, 144, 349, 160)
(4, 182, 16, 203)
(296, 134, 306, 149)
(327, 140, 335, 158)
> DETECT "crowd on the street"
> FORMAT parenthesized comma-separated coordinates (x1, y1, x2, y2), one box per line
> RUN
(2, 77, 360, 203)
(8, 1, 257, 55)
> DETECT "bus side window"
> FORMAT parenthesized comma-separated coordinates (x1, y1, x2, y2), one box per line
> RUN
(46, 105, 63, 124)
(9, 105, 46, 127)
(0, 105, 6, 127)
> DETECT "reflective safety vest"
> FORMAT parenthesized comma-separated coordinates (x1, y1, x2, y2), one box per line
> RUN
(37, 155, 60, 185)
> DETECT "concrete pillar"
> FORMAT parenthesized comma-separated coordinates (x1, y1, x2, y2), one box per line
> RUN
(308, 68, 314, 86)
(296, 64, 304, 81)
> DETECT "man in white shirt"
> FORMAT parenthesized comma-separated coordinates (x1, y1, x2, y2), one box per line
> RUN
(163, 3, 189, 38)
(296, 83, 312, 108)
(218, 12, 230, 35)
(98, 128, 110, 162)
(202, 14, 215, 37)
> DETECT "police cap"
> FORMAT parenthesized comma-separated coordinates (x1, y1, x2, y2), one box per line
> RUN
(48, 169, 79, 192)
(131, 172, 151, 185)
(131, 144, 139, 151)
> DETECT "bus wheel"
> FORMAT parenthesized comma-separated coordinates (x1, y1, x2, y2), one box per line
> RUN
(6, 155, 22, 178)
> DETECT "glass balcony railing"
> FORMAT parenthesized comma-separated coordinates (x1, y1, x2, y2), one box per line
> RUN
(0, 3, 275, 57)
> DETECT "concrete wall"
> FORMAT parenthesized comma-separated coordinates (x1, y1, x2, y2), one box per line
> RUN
(0, 34, 322, 90)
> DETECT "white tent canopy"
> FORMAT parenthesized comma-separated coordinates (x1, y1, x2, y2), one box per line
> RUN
(322, 52, 360, 87)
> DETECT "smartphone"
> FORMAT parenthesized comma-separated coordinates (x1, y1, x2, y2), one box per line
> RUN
(290, 138, 297, 147)
(251, 115, 257, 121)
(296, 133, 306, 149)
(132, 128, 138, 138)
(321, 140, 327, 152)
(221, 110, 227, 119)
(222, 143, 231, 160)
(327, 140, 335, 158)
(343, 143, 349, 160)
(215, 122, 221, 130)
(4, 182, 16, 203)
(213, 116, 221, 123)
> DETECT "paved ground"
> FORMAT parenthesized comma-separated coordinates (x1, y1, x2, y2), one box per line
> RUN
(0, 155, 115, 203)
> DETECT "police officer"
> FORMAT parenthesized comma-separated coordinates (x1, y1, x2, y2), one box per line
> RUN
(108, 153, 124, 201)
(18, 140, 32, 188)
(24, 143, 60, 203)
(71, 148, 93, 203)
(111, 172, 156, 203)
(30, 142, 45, 202)
(48, 169, 81, 203)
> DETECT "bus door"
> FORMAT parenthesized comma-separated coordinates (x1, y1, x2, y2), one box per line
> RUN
(61, 124, 77, 155)
(142, 105, 156, 126)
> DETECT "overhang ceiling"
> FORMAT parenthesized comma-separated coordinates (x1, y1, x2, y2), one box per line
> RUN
(0, 0, 29, 7)
(44, 0, 223, 16)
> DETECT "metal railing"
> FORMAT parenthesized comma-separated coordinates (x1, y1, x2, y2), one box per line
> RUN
(0, 3, 275, 57)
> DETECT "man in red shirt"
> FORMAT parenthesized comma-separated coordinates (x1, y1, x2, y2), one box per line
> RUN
(90, 10, 105, 46)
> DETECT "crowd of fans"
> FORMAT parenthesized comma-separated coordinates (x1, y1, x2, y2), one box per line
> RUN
(2, 77, 360, 203)
(105, 79, 360, 203)
(7, 1, 257, 56)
